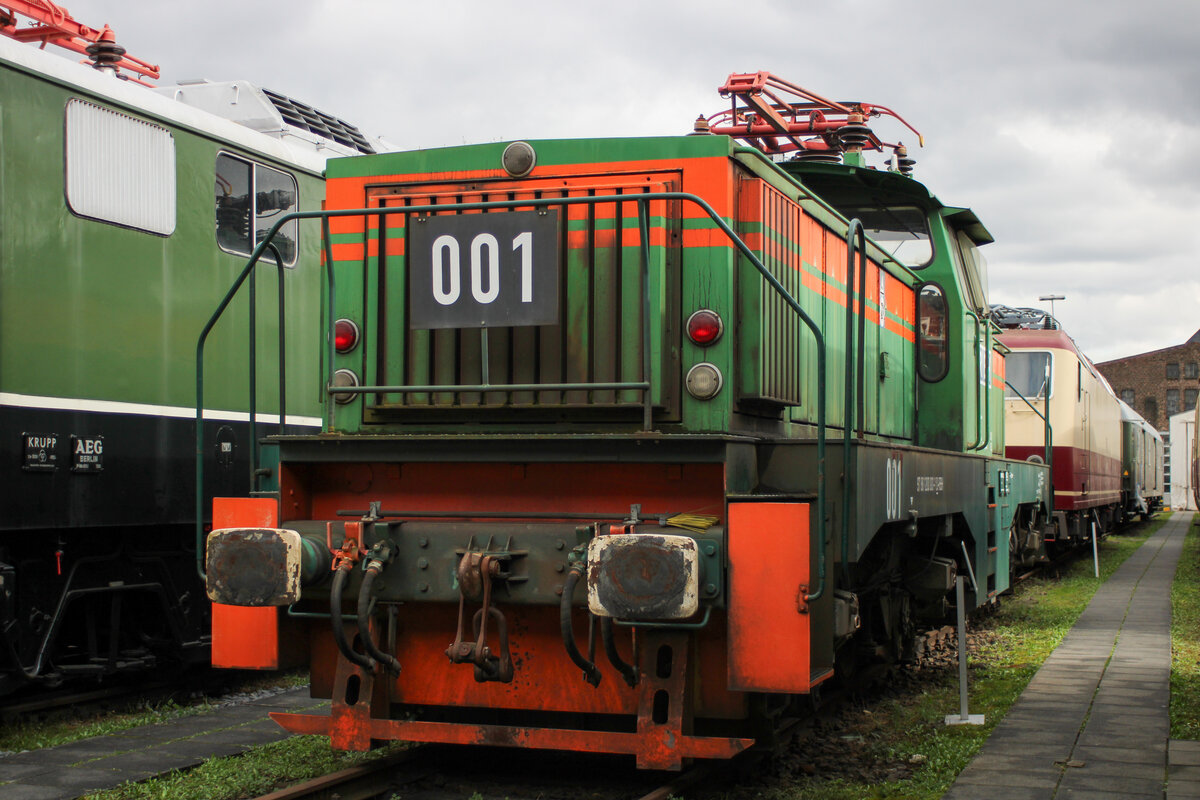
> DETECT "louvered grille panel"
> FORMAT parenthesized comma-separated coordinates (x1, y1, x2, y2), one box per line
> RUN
(64, 99, 176, 234)
(738, 180, 810, 406)
(362, 177, 679, 419)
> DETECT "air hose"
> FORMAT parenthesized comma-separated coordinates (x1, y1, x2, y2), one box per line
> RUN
(560, 567, 602, 687)
(357, 562, 402, 674)
(601, 617, 639, 687)
(331, 560, 375, 672)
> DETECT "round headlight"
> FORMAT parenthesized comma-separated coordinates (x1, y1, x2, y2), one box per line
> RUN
(331, 369, 360, 404)
(685, 363, 723, 400)
(502, 141, 536, 178)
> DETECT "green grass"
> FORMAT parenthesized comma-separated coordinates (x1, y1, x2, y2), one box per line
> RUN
(1171, 513, 1200, 739)
(729, 513, 1170, 800)
(0, 669, 309, 754)
(81, 736, 396, 800)
(0, 699, 211, 754)
(14, 516, 1186, 800)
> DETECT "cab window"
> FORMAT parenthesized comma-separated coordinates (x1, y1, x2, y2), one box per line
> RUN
(917, 282, 949, 381)
(952, 230, 989, 313)
(215, 153, 298, 266)
(1005, 351, 1052, 399)
(841, 206, 933, 268)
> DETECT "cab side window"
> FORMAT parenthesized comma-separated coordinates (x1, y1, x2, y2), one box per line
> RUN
(215, 153, 298, 266)
(917, 282, 949, 382)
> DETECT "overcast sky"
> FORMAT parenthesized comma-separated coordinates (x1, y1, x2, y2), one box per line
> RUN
(61, 0, 1200, 363)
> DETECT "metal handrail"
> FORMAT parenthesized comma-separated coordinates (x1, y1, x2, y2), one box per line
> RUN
(194, 243, 287, 580)
(841, 220, 868, 587)
(1004, 373, 1054, 508)
(967, 312, 993, 452)
(194, 192, 830, 600)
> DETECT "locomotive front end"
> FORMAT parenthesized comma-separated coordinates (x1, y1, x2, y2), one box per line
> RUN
(203, 73, 1053, 770)
(203, 131, 838, 769)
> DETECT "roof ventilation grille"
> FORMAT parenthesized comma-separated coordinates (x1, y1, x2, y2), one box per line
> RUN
(261, 89, 375, 154)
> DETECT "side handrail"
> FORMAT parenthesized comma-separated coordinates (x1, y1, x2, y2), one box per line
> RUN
(247, 243, 287, 491)
(841, 220, 868, 585)
(1004, 374, 1054, 509)
(194, 242, 286, 581)
(966, 312, 993, 452)
(194, 191, 830, 603)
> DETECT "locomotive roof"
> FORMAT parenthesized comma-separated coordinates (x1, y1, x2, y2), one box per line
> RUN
(0, 34, 362, 174)
(1118, 398, 1160, 435)
(997, 328, 1113, 392)
(779, 161, 995, 246)
(995, 328, 1077, 351)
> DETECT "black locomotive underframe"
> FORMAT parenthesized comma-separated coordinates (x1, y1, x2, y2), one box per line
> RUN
(0, 405, 281, 695)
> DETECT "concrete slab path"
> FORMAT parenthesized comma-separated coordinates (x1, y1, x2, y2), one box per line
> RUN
(943, 513, 1194, 800)
(0, 688, 327, 799)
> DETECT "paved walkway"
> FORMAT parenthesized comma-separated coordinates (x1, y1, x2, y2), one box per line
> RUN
(0, 689, 327, 799)
(944, 513, 1197, 800)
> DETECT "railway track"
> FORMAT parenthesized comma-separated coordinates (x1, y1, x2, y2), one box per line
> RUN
(0, 667, 286, 724)
(250, 740, 765, 800)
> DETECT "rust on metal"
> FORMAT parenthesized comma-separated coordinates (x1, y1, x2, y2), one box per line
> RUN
(205, 528, 302, 606)
(445, 553, 514, 682)
(586, 534, 699, 620)
(327, 616, 390, 752)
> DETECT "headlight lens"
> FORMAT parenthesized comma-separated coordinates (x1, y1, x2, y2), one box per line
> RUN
(686, 363, 723, 400)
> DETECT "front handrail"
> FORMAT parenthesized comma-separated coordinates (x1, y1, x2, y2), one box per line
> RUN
(195, 192, 830, 602)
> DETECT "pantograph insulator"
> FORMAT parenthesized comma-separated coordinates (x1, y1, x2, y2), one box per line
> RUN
(837, 123, 872, 149)
(794, 149, 842, 164)
(86, 39, 126, 71)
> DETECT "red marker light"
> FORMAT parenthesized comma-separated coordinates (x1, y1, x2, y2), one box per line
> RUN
(334, 319, 360, 353)
(686, 309, 723, 346)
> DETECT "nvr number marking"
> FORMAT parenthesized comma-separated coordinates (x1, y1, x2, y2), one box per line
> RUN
(409, 210, 559, 329)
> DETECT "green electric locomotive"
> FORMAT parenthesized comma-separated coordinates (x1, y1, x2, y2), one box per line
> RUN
(205, 72, 1049, 768)
(0, 7, 381, 695)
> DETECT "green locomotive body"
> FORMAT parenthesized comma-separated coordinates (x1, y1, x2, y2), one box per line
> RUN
(206, 74, 1050, 767)
(0, 20, 378, 693)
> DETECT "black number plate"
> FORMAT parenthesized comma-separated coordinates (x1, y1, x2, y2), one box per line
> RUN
(408, 209, 560, 329)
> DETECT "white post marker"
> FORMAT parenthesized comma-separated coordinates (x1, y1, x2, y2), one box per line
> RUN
(1092, 520, 1100, 578)
(945, 575, 985, 726)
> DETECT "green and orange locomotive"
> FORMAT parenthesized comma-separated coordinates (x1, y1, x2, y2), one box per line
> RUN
(204, 72, 1050, 768)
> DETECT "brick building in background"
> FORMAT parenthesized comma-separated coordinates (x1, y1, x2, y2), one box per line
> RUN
(1095, 329, 1200, 431)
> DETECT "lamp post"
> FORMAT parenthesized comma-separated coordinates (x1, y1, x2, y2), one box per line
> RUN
(1039, 294, 1065, 324)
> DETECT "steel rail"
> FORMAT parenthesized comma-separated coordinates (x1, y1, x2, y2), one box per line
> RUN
(248, 744, 712, 800)
(249, 748, 425, 800)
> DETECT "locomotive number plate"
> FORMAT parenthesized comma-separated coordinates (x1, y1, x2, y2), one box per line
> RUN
(408, 209, 560, 329)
